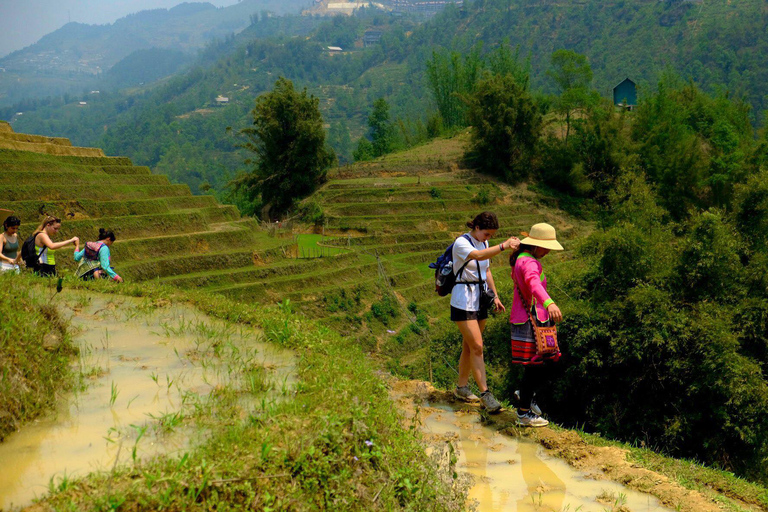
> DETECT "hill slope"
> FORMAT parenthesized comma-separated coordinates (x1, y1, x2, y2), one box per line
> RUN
(4, 124, 768, 512)
(0, 0, 310, 106)
(0, 120, 293, 281)
(8, 0, 768, 202)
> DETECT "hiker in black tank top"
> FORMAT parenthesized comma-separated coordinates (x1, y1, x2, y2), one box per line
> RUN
(1, 216, 21, 273)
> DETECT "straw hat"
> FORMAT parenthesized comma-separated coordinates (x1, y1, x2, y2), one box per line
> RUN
(521, 223, 563, 251)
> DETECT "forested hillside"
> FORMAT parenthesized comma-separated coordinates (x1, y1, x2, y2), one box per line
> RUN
(7, 0, 768, 203)
(0, 0, 310, 105)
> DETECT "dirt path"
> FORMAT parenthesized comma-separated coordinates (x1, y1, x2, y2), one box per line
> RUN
(390, 378, 750, 512)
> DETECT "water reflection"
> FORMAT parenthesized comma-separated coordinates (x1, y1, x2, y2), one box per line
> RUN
(0, 294, 294, 510)
(422, 404, 670, 512)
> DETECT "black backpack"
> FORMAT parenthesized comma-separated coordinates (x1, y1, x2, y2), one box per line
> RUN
(21, 233, 44, 268)
(429, 234, 473, 297)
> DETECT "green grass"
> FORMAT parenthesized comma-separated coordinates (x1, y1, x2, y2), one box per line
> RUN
(109, 222, 261, 261)
(0, 132, 73, 146)
(295, 233, 349, 258)
(6, 195, 219, 221)
(39, 206, 239, 241)
(0, 272, 77, 440)
(158, 252, 363, 289)
(0, 160, 150, 175)
(0, 170, 171, 186)
(326, 176, 461, 186)
(0, 183, 192, 202)
(23, 277, 467, 511)
(118, 248, 265, 280)
(317, 187, 489, 204)
(0, 148, 133, 166)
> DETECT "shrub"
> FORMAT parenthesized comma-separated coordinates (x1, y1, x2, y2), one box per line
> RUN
(370, 294, 399, 326)
(297, 200, 326, 226)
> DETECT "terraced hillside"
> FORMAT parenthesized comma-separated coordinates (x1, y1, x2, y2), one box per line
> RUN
(0, 121, 290, 280)
(155, 136, 589, 350)
(1, 122, 586, 357)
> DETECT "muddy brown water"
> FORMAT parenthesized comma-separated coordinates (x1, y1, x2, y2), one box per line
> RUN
(420, 404, 673, 512)
(0, 294, 294, 510)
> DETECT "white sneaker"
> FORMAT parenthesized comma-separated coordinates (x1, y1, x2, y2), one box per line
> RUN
(516, 410, 549, 427)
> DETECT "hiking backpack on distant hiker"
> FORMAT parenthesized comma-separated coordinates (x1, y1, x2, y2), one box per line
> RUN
(84, 241, 105, 261)
(20, 232, 44, 268)
(429, 234, 473, 296)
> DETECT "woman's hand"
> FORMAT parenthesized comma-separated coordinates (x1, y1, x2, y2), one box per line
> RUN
(503, 237, 520, 252)
(493, 296, 506, 313)
(547, 303, 563, 323)
(113, 275, 124, 283)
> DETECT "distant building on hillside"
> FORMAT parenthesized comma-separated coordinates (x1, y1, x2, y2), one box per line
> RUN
(363, 29, 383, 46)
(393, 0, 462, 16)
(327, 46, 343, 53)
(215, 95, 229, 105)
(613, 78, 637, 110)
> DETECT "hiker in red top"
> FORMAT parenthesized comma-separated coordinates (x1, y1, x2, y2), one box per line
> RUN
(509, 223, 564, 427)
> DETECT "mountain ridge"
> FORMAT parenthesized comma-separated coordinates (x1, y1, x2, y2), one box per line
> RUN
(0, 0, 310, 105)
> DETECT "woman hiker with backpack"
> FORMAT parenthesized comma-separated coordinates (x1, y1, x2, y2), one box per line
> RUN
(509, 223, 564, 427)
(74, 228, 123, 282)
(452, 211, 521, 413)
(26, 215, 79, 277)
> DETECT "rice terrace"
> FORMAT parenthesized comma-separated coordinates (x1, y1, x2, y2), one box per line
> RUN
(4, 0, 768, 510)
(0, 118, 762, 511)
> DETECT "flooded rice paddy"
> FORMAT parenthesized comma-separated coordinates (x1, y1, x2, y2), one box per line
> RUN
(420, 403, 673, 512)
(0, 293, 294, 510)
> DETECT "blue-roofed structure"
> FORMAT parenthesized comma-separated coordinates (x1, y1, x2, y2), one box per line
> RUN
(613, 78, 637, 109)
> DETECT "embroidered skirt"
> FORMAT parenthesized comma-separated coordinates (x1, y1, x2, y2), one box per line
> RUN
(510, 321, 559, 366)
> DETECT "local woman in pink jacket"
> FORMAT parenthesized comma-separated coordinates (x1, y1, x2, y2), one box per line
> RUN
(509, 223, 564, 427)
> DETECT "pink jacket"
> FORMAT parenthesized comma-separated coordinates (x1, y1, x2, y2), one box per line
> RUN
(509, 253, 555, 324)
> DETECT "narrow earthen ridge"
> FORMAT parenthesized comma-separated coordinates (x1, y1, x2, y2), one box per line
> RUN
(0, 132, 72, 146)
(0, 139, 104, 157)
(0, 122, 102, 156)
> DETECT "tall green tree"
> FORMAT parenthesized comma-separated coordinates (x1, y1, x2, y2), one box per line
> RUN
(368, 97, 394, 157)
(425, 48, 482, 129)
(547, 49, 598, 144)
(465, 73, 542, 183)
(235, 77, 336, 218)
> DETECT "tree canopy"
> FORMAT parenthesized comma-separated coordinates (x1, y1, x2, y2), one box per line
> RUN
(235, 77, 335, 218)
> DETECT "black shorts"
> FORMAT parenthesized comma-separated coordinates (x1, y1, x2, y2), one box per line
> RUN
(451, 306, 489, 322)
(34, 264, 56, 277)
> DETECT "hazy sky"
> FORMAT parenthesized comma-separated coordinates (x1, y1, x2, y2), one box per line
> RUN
(0, 0, 241, 58)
